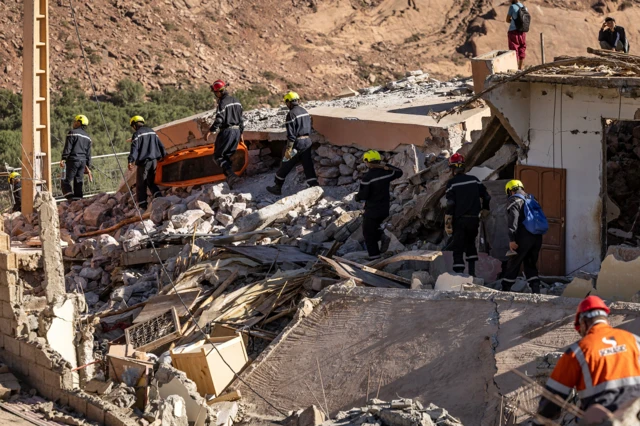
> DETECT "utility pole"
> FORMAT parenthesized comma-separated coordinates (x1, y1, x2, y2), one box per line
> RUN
(21, 0, 52, 215)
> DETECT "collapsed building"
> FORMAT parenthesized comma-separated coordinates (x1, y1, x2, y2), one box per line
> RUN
(1, 52, 640, 425)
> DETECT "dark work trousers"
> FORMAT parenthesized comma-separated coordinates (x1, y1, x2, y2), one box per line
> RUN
(61, 160, 86, 200)
(451, 216, 479, 275)
(214, 128, 241, 176)
(274, 146, 318, 187)
(136, 159, 161, 209)
(502, 231, 543, 293)
(363, 214, 386, 258)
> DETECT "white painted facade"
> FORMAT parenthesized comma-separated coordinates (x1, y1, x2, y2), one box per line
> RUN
(486, 80, 640, 273)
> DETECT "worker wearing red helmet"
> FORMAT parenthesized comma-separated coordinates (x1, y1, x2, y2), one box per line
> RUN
(444, 153, 491, 276)
(536, 296, 640, 421)
(204, 80, 244, 189)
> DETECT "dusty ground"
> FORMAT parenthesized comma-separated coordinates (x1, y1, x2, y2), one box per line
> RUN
(0, 408, 37, 426)
(1, 0, 638, 99)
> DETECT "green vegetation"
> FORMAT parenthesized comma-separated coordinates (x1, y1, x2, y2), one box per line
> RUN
(0, 80, 215, 169)
(176, 35, 191, 48)
(162, 22, 178, 31)
(261, 71, 280, 81)
(404, 33, 423, 44)
(235, 85, 280, 110)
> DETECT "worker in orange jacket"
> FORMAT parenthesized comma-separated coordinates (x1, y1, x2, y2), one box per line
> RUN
(536, 296, 640, 421)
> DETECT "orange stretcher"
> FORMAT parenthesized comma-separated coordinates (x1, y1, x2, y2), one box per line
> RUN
(154, 141, 248, 187)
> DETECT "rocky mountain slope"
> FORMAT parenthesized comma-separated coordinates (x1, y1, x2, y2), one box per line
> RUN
(0, 0, 639, 100)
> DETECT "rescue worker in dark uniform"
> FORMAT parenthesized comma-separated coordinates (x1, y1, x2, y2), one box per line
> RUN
(444, 153, 490, 277)
(267, 91, 318, 195)
(8, 172, 21, 213)
(60, 115, 92, 201)
(355, 150, 403, 260)
(536, 296, 640, 422)
(204, 80, 244, 189)
(127, 116, 167, 210)
(502, 179, 543, 293)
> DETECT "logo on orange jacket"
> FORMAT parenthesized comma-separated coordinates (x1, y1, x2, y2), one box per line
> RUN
(599, 336, 627, 357)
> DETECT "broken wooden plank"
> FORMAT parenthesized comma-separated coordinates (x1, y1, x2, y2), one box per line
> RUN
(224, 245, 317, 265)
(133, 290, 201, 324)
(79, 212, 151, 238)
(207, 229, 283, 245)
(369, 250, 442, 270)
(319, 256, 406, 289)
(207, 390, 242, 405)
(121, 245, 185, 266)
(334, 256, 411, 285)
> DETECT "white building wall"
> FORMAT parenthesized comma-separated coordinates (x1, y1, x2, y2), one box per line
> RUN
(487, 82, 640, 273)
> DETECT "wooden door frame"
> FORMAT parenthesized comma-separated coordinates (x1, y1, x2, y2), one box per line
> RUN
(515, 165, 567, 275)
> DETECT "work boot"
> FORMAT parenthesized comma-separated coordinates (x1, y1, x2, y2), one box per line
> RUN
(379, 233, 391, 254)
(530, 281, 541, 294)
(226, 173, 241, 190)
(501, 280, 514, 292)
(266, 184, 282, 196)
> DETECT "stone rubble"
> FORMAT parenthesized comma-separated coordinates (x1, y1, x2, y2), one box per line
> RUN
(284, 399, 464, 426)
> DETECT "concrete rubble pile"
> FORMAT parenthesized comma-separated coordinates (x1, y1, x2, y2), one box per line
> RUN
(284, 399, 464, 426)
(226, 71, 474, 133)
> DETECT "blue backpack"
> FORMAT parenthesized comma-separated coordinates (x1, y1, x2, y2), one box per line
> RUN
(513, 194, 548, 235)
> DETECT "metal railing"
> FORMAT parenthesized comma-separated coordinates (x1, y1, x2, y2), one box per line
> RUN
(15, 152, 129, 200)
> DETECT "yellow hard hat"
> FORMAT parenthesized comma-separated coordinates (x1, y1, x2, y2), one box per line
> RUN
(505, 179, 524, 194)
(75, 115, 89, 126)
(8, 172, 20, 182)
(363, 150, 382, 163)
(283, 91, 300, 103)
(130, 115, 145, 126)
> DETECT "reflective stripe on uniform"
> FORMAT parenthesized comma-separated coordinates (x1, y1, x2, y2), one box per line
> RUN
(132, 132, 157, 143)
(360, 170, 397, 186)
(69, 133, 92, 141)
(527, 276, 540, 282)
(216, 102, 243, 116)
(466, 255, 478, 261)
(445, 180, 481, 193)
(571, 343, 594, 391)
(285, 113, 310, 124)
(546, 378, 572, 396)
(275, 174, 286, 181)
(453, 264, 466, 268)
(579, 376, 640, 398)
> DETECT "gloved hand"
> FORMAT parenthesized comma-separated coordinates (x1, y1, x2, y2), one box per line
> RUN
(480, 209, 490, 220)
(445, 215, 453, 236)
(284, 146, 293, 160)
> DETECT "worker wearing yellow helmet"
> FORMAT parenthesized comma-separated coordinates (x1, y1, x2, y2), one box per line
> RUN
(354, 150, 403, 260)
(8, 172, 21, 213)
(501, 179, 547, 294)
(127, 116, 167, 210)
(60, 115, 93, 201)
(267, 91, 319, 195)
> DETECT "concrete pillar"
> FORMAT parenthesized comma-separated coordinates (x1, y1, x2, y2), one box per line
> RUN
(34, 192, 65, 304)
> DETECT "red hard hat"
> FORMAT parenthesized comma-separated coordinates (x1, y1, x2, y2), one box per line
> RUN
(449, 153, 465, 167)
(211, 80, 226, 92)
(574, 296, 610, 331)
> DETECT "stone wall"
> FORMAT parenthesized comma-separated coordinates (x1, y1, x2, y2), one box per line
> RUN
(0, 223, 137, 426)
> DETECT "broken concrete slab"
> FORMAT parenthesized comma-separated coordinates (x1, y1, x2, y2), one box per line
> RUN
(237, 187, 324, 232)
(243, 287, 635, 424)
(34, 192, 66, 304)
(434, 273, 489, 292)
(562, 276, 598, 299)
(159, 377, 208, 426)
(596, 245, 640, 301)
(159, 395, 189, 426)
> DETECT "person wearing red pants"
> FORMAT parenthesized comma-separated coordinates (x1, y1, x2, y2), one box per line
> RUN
(506, 0, 530, 70)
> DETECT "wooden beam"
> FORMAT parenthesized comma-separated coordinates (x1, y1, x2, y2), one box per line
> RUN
(121, 245, 184, 266)
(207, 390, 242, 405)
(22, 0, 51, 215)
